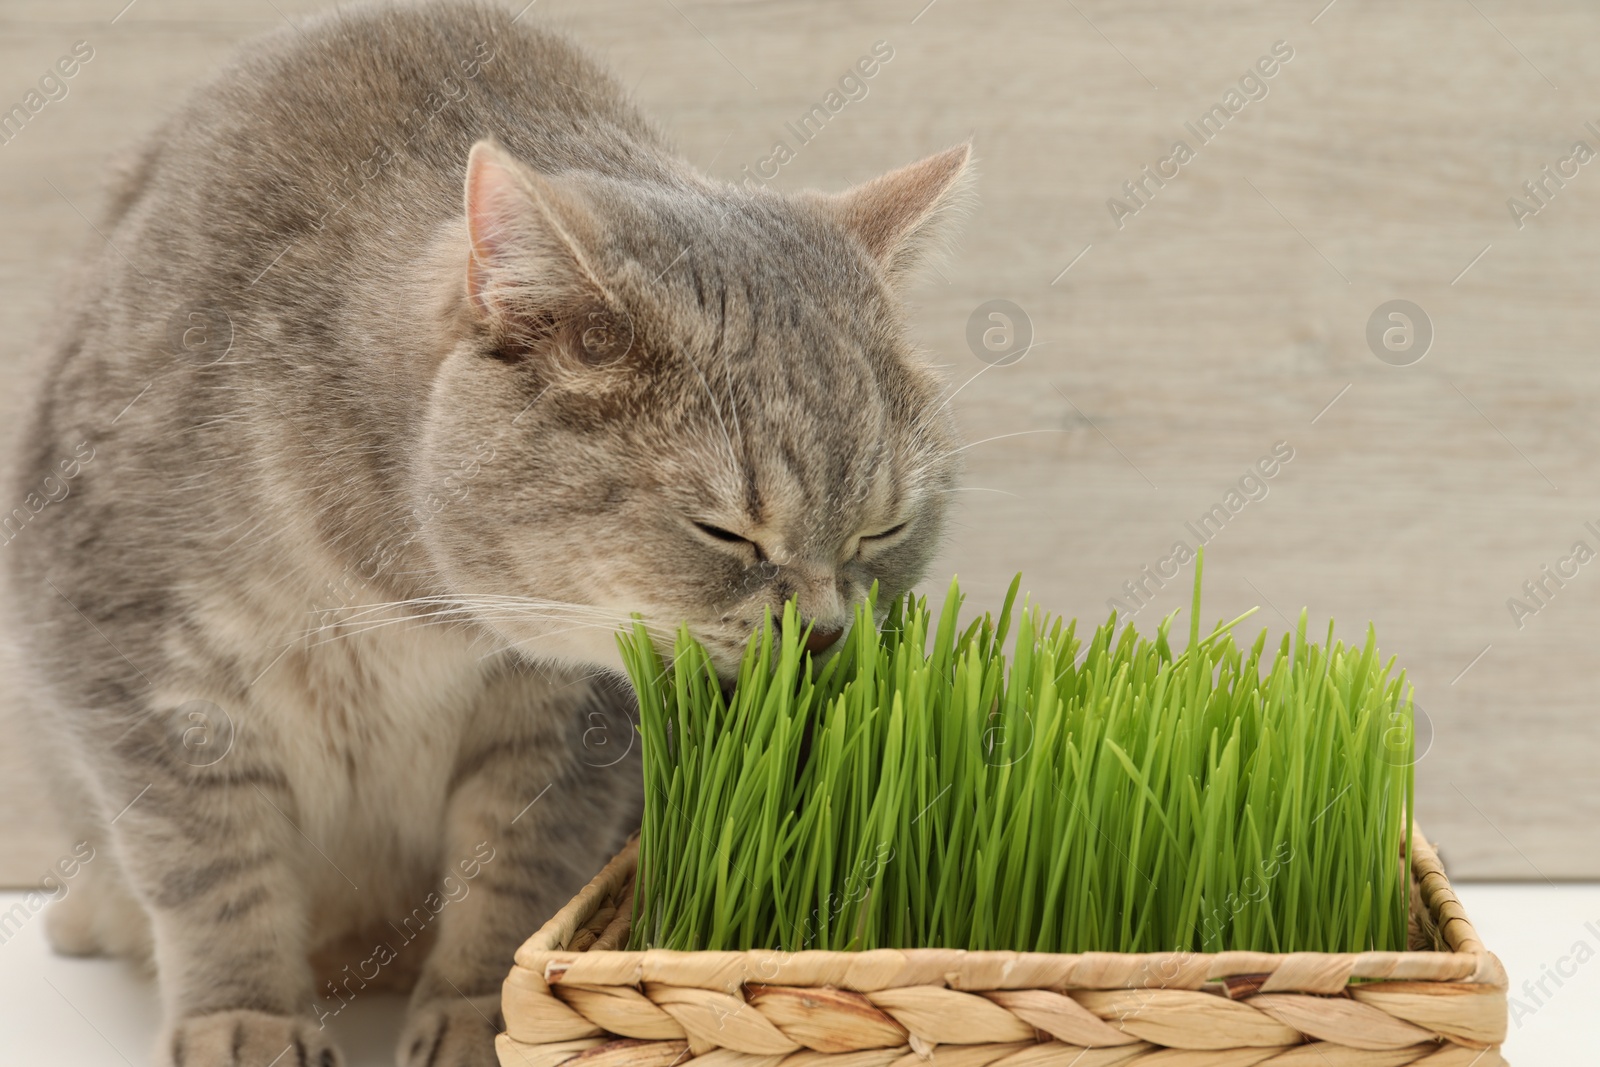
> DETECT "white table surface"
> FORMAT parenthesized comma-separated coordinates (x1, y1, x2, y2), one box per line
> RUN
(1, 884, 1595, 1065)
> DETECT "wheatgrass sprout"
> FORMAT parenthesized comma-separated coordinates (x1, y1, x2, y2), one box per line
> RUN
(617, 554, 1416, 955)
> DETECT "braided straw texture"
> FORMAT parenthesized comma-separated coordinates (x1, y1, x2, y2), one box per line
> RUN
(498, 826, 1506, 1067)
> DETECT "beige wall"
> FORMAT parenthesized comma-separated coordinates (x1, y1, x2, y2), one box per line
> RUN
(1, 0, 1596, 882)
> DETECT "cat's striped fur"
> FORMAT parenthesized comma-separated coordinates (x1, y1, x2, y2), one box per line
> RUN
(6, 3, 972, 1064)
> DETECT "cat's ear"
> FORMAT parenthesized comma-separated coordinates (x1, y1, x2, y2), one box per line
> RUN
(462, 140, 633, 365)
(821, 143, 975, 286)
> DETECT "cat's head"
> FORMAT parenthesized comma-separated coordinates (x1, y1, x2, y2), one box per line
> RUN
(415, 139, 973, 681)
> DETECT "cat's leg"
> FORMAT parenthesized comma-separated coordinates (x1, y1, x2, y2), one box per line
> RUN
(24, 717, 158, 966)
(397, 669, 642, 1067)
(43, 834, 153, 968)
(102, 719, 344, 1067)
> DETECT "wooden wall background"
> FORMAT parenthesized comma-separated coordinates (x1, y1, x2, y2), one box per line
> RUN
(1, 0, 1596, 882)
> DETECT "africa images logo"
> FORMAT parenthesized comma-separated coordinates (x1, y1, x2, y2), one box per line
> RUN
(1105, 40, 1295, 230)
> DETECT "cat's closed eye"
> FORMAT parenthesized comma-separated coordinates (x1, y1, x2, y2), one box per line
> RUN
(689, 517, 909, 565)
(855, 520, 909, 558)
(691, 519, 764, 560)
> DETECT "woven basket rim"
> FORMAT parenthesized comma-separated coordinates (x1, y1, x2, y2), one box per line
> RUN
(513, 821, 1505, 993)
(501, 823, 1509, 1064)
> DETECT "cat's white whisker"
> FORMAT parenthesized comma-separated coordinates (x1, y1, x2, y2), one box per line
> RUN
(311, 603, 619, 632)
(930, 358, 999, 415)
(320, 594, 623, 625)
(299, 610, 625, 649)
(933, 428, 1070, 462)
(939, 485, 1021, 498)
(296, 592, 682, 651)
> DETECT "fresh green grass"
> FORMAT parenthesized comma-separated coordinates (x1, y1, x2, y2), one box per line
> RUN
(617, 553, 1415, 956)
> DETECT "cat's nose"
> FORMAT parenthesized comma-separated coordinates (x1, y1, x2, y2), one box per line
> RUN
(805, 624, 844, 654)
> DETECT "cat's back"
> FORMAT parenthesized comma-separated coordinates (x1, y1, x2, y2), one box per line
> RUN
(125, 1, 677, 294)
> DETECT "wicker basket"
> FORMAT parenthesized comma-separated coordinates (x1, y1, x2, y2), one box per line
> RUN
(498, 825, 1507, 1066)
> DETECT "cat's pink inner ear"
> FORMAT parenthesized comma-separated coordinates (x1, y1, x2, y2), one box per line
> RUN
(827, 143, 974, 282)
(464, 140, 528, 314)
(462, 140, 607, 321)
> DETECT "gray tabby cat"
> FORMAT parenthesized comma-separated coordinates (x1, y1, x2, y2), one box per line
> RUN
(7, 2, 971, 1065)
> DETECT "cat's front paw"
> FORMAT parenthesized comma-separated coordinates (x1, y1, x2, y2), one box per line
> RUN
(164, 1009, 342, 1067)
(397, 994, 502, 1067)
